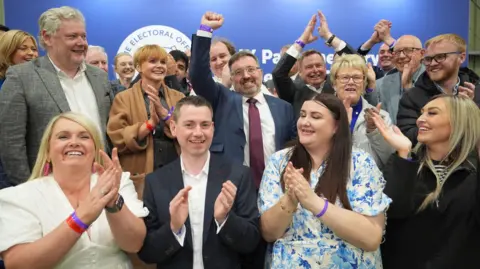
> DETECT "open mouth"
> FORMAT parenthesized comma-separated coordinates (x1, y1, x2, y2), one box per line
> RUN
(300, 128, 315, 135)
(64, 150, 84, 157)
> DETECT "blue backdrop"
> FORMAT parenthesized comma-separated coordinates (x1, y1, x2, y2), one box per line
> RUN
(5, 0, 469, 81)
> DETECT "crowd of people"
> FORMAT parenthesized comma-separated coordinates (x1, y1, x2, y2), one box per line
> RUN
(0, 5, 479, 269)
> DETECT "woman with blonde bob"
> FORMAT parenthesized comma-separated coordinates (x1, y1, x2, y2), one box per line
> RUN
(330, 54, 394, 169)
(0, 112, 148, 269)
(0, 30, 38, 88)
(373, 95, 480, 268)
(107, 44, 184, 199)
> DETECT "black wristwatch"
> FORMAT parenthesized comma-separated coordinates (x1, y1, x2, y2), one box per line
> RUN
(105, 194, 124, 213)
(325, 34, 336, 47)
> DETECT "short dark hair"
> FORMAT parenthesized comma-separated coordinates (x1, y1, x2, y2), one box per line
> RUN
(169, 50, 189, 71)
(173, 96, 213, 122)
(228, 50, 259, 70)
(298, 49, 324, 67)
(0, 24, 9, 32)
(212, 37, 236, 56)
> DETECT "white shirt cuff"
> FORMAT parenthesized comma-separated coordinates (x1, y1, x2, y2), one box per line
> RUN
(215, 216, 229, 234)
(335, 41, 347, 52)
(286, 45, 301, 59)
(196, 30, 213, 38)
(172, 225, 186, 246)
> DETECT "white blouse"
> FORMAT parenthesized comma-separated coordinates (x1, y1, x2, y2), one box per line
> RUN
(0, 172, 149, 269)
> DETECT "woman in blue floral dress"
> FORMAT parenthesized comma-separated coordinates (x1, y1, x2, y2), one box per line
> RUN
(258, 94, 391, 268)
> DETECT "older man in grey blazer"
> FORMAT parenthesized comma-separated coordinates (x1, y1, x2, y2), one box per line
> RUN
(0, 6, 113, 186)
(363, 35, 425, 124)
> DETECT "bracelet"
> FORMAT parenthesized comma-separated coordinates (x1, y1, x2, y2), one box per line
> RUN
(145, 120, 154, 132)
(163, 106, 174, 121)
(326, 34, 336, 47)
(199, 24, 213, 33)
(366, 88, 374, 93)
(175, 226, 183, 235)
(388, 40, 396, 48)
(66, 212, 88, 234)
(295, 40, 306, 48)
(315, 198, 329, 218)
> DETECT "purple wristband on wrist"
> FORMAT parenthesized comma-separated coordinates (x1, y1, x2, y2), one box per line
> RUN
(315, 198, 329, 218)
(71, 212, 89, 230)
(199, 24, 213, 33)
(295, 40, 306, 48)
(389, 40, 396, 48)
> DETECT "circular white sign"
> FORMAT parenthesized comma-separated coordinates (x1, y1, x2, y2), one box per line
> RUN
(116, 25, 192, 77)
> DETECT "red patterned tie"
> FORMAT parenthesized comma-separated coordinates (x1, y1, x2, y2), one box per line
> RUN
(247, 98, 265, 189)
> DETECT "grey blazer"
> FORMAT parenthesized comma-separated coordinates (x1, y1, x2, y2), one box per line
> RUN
(0, 56, 113, 185)
(363, 65, 425, 124)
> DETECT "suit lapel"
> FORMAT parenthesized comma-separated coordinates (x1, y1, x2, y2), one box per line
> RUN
(265, 96, 282, 149)
(85, 67, 108, 129)
(203, 154, 229, 243)
(169, 159, 194, 248)
(35, 57, 70, 112)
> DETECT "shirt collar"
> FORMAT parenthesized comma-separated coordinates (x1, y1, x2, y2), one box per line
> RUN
(180, 152, 210, 176)
(48, 55, 86, 76)
(242, 90, 267, 104)
(434, 77, 461, 95)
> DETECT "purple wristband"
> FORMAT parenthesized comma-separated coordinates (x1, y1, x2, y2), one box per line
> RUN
(71, 212, 89, 230)
(176, 226, 183, 235)
(388, 40, 396, 48)
(199, 24, 213, 33)
(295, 40, 306, 48)
(315, 199, 329, 218)
(163, 106, 174, 121)
(366, 88, 374, 93)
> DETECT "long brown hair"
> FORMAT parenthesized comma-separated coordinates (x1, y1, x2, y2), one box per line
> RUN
(280, 94, 353, 210)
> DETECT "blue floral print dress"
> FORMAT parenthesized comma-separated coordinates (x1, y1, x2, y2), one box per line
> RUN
(258, 148, 392, 269)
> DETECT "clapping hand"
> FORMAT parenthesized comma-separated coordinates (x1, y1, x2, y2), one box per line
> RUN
(170, 186, 192, 233)
(93, 148, 123, 207)
(214, 180, 237, 224)
(288, 164, 319, 213)
(458, 82, 475, 100)
(371, 113, 412, 158)
(283, 162, 304, 205)
(364, 103, 382, 133)
(298, 14, 319, 45)
(317, 11, 332, 40)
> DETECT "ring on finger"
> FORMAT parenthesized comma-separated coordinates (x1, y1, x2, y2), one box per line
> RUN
(100, 189, 107, 196)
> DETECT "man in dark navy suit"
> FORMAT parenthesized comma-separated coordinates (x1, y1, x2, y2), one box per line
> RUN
(189, 11, 296, 269)
(138, 96, 260, 269)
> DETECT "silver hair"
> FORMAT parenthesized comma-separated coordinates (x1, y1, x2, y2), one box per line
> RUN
(88, 45, 107, 56)
(38, 6, 85, 49)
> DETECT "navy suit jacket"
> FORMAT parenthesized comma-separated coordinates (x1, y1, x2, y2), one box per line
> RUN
(137, 153, 260, 269)
(189, 34, 296, 165)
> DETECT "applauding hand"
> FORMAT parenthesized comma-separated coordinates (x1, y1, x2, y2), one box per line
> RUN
(371, 113, 412, 158)
(214, 181, 237, 225)
(298, 14, 319, 45)
(170, 186, 192, 233)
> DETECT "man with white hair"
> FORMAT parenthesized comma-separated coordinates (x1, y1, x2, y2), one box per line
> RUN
(86, 45, 108, 73)
(0, 6, 113, 187)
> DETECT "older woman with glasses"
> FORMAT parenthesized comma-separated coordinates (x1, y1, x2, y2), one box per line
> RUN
(330, 54, 394, 169)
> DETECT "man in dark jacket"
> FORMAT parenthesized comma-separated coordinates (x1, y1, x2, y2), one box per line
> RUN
(397, 34, 480, 146)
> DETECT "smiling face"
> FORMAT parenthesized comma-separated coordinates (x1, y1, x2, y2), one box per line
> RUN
(170, 104, 214, 158)
(48, 118, 96, 171)
(134, 45, 168, 84)
(43, 19, 88, 69)
(86, 49, 108, 73)
(230, 55, 263, 98)
(299, 52, 327, 88)
(297, 100, 337, 149)
(334, 67, 365, 105)
(210, 41, 232, 78)
(11, 37, 38, 65)
(114, 54, 134, 80)
(417, 98, 451, 146)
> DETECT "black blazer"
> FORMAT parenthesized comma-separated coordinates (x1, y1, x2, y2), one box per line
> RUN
(137, 153, 261, 269)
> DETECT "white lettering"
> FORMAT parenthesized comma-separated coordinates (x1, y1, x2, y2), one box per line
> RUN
(272, 53, 281, 64)
(263, 73, 272, 81)
(326, 54, 334, 65)
(262, 49, 273, 64)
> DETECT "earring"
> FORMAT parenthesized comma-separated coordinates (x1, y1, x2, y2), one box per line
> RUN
(43, 162, 51, 176)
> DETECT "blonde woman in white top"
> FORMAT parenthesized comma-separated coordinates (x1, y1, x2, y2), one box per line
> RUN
(0, 112, 148, 269)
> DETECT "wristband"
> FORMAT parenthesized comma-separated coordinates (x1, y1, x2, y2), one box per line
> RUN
(388, 40, 396, 49)
(295, 40, 306, 48)
(199, 24, 213, 33)
(175, 226, 183, 235)
(366, 88, 374, 94)
(163, 106, 174, 121)
(315, 198, 329, 218)
(326, 34, 336, 47)
(145, 120, 154, 132)
(66, 212, 89, 234)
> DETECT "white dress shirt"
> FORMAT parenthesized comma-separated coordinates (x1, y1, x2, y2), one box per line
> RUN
(173, 152, 227, 269)
(242, 92, 276, 166)
(49, 57, 103, 136)
(0, 172, 149, 269)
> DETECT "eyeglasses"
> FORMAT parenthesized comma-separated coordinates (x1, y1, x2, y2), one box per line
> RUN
(232, 66, 260, 77)
(336, 75, 364, 84)
(422, 52, 462, 66)
(392, 47, 422, 56)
